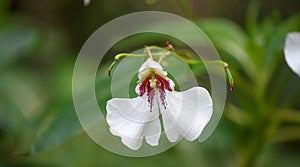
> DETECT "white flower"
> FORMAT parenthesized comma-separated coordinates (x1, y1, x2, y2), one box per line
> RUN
(284, 32, 300, 77)
(106, 59, 213, 150)
(83, 0, 91, 6)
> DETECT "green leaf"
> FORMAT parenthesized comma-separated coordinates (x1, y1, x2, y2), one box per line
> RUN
(224, 104, 252, 127)
(0, 27, 39, 66)
(271, 126, 300, 143)
(30, 62, 112, 153)
(30, 102, 82, 154)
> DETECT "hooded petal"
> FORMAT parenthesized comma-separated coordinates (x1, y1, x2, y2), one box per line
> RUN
(138, 58, 167, 80)
(284, 32, 300, 76)
(161, 87, 213, 142)
(106, 96, 161, 150)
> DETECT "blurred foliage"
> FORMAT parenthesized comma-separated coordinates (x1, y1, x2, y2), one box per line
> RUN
(1, 0, 300, 167)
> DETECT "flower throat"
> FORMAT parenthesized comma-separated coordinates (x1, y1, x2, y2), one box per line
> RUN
(138, 72, 172, 112)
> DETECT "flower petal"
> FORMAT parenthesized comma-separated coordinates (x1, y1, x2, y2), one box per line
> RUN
(138, 58, 167, 79)
(284, 32, 300, 76)
(106, 96, 161, 150)
(83, 0, 91, 6)
(161, 87, 213, 142)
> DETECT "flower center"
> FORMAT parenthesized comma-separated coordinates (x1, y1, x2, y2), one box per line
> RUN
(139, 73, 172, 112)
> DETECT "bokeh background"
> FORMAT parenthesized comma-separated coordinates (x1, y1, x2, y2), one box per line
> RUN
(1, 0, 300, 167)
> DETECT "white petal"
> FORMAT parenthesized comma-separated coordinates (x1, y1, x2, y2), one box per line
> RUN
(139, 59, 163, 74)
(106, 96, 161, 150)
(284, 32, 300, 76)
(83, 0, 90, 6)
(161, 87, 213, 142)
(167, 78, 175, 90)
(138, 58, 167, 79)
(135, 83, 140, 95)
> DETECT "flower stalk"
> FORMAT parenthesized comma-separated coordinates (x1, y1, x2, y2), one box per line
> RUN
(107, 45, 235, 90)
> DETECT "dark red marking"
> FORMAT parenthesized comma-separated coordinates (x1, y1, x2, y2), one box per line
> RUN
(139, 74, 172, 112)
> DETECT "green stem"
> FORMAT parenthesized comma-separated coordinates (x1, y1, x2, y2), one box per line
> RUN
(246, 0, 259, 37)
(239, 131, 265, 167)
(107, 52, 167, 76)
(109, 45, 235, 91)
(268, 67, 290, 106)
(145, 45, 153, 60)
(148, 46, 235, 90)
(238, 108, 273, 167)
(108, 53, 146, 76)
(114, 53, 147, 60)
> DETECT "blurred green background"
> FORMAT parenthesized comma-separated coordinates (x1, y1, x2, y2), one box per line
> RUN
(1, 0, 300, 167)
